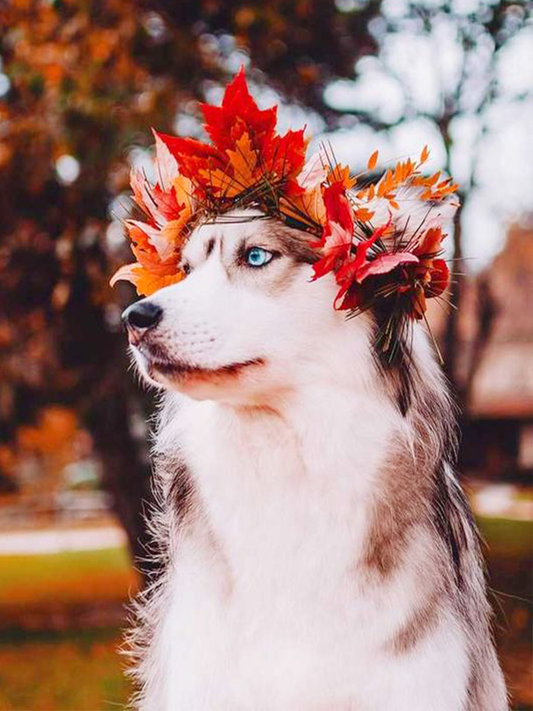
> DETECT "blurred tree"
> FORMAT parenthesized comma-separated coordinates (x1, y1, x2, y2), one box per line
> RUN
(0, 0, 381, 570)
(318, 0, 531, 402)
(147, 0, 380, 122)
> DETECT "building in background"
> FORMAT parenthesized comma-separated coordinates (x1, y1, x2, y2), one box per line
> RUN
(454, 220, 533, 479)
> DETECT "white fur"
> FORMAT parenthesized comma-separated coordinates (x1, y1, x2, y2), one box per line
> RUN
(147, 396, 468, 711)
(127, 212, 507, 711)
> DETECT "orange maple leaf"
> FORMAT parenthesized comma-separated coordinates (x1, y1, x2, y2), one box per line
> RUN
(111, 263, 184, 296)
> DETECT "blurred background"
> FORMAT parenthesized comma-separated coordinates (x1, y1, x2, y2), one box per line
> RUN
(0, 0, 531, 709)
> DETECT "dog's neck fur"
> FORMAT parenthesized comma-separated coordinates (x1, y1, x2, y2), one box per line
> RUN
(149, 322, 449, 640)
(155, 311, 405, 537)
(158, 365, 396, 580)
(155, 311, 441, 506)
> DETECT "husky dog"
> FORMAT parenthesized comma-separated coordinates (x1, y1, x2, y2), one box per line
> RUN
(122, 207, 507, 711)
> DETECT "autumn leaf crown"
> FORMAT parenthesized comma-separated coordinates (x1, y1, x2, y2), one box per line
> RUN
(111, 68, 458, 357)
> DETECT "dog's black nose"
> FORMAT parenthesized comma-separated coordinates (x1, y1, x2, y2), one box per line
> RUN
(122, 300, 163, 334)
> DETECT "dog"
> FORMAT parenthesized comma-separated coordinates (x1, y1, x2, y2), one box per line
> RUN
(122, 207, 508, 711)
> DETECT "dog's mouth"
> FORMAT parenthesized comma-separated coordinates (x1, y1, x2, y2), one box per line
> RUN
(149, 357, 265, 381)
(134, 343, 265, 385)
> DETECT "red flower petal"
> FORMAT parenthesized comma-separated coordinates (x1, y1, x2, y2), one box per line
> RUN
(426, 258, 450, 297)
(334, 260, 361, 310)
(322, 181, 353, 234)
(414, 226, 445, 257)
(335, 285, 363, 311)
(312, 243, 349, 280)
(312, 220, 353, 280)
(350, 217, 393, 273)
(356, 252, 419, 284)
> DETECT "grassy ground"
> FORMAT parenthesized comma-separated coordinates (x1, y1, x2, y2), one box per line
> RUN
(481, 517, 533, 711)
(0, 547, 136, 609)
(0, 547, 136, 710)
(0, 517, 530, 710)
(0, 545, 139, 637)
(0, 628, 131, 711)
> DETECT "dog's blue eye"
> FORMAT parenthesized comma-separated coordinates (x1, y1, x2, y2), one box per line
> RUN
(245, 247, 273, 268)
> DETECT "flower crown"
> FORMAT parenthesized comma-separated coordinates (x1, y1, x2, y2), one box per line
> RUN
(111, 68, 458, 358)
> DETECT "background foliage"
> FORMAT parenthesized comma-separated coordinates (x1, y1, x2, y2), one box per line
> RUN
(0, 1, 531, 707)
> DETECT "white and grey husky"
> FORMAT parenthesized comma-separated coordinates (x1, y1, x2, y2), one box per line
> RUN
(122, 207, 508, 710)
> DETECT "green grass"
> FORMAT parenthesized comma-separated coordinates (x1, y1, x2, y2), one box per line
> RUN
(478, 516, 533, 559)
(0, 628, 131, 711)
(0, 547, 138, 610)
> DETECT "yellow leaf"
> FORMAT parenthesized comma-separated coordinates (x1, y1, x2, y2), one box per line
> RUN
(162, 218, 188, 248)
(329, 164, 355, 189)
(377, 169, 393, 197)
(133, 268, 184, 296)
(226, 132, 258, 187)
(354, 208, 375, 222)
(367, 150, 379, 171)
(110, 263, 141, 288)
(341, 166, 356, 189)
(208, 170, 242, 197)
(172, 175, 195, 213)
(280, 185, 326, 228)
(420, 145, 430, 164)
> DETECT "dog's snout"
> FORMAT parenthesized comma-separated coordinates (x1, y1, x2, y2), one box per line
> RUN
(122, 300, 163, 338)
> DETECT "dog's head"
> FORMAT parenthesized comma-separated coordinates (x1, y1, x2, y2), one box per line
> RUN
(123, 210, 371, 404)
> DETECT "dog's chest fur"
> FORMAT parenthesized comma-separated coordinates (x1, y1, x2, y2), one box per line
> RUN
(133, 380, 494, 711)
(181, 388, 386, 588)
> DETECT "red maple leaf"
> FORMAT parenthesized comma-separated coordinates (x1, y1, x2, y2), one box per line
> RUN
(156, 67, 307, 200)
(155, 133, 224, 188)
(201, 68, 277, 152)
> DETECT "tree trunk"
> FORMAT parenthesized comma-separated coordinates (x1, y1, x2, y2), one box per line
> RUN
(442, 202, 464, 402)
(87, 370, 158, 581)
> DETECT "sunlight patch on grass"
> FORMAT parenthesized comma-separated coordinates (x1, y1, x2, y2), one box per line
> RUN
(0, 547, 138, 608)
